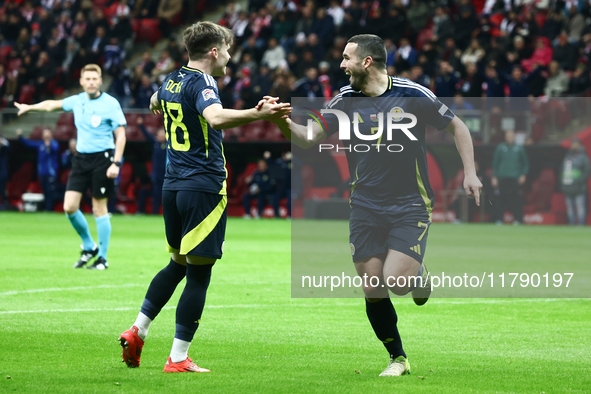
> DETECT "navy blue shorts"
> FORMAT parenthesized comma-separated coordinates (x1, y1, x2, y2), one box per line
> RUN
(162, 190, 227, 259)
(349, 205, 431, 263)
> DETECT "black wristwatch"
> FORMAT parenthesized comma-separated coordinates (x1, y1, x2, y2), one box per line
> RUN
(113, 161, 122, 167)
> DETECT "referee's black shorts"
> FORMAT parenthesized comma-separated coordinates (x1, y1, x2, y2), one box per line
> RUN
(163, 190, 227, 259)
(66, 150, 114, 199)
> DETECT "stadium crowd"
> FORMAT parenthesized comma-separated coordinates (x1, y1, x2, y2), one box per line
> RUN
(1, 0, 590, 222)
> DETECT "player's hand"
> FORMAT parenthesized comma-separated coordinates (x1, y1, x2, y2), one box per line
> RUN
(258, 101, 292, 121)
(106, 163, 120, 179)
(16, 128, 22, 137)
(255, 96, 279, 110)
(149, 97, 162, 115)
(464, 172, 483, 206)
(518, 174, 526, 185)
(14, 102, 30, 117)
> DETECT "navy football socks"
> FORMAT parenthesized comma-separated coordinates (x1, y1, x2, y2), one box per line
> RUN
(140, 259, 187, 320)
(174, 264, 213, 342)
(365, 298, 406, 359)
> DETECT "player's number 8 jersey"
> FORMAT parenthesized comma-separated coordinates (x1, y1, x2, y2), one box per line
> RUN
(159, 66, 227, 195)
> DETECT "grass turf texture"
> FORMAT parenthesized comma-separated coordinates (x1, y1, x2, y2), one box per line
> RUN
(0, 212, 589, 393)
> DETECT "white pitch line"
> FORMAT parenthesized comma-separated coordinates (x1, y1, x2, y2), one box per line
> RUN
(0, 298, 588, 315)
(0, 281, 291, 297)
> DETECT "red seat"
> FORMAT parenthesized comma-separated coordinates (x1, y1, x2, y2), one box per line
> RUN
(137, 19, 162, 45)
(143, 114, 163, 128)
(231, 162, 258, 200)
(551, 192, 567, 213)
(525, 168, 556, 212)
(7, 58, 21, 74)
(18, 85, 35, 104)
(6, 162, 34, 199)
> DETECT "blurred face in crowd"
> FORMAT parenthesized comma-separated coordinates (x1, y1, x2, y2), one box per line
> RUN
(341, 42, 368, 91)
(486, 66, 497, 78)
(80, 70, 102, 97)
(549, 61, 559, 75)
(505, 130, 515, 145)
(42, 129, 52, 143)
(453, 94, 464, 107)
(258, 159, 268, 172)
(511, 67, 522, 81)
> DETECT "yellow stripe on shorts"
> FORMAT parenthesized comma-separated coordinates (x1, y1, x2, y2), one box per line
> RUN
(179, 196, 227, 255)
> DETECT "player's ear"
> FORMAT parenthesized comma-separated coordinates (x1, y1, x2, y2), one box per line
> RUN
(211, 47, 218, 59)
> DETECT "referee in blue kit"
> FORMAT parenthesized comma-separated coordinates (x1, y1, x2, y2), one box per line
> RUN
(15, 64, 127, 270)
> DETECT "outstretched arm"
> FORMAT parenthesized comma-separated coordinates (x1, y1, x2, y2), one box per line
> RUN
(445, 115, 483, 205)
(202, 101, 292, 130)
(15, 100, 64, 116)
(16, 129, 42, 148)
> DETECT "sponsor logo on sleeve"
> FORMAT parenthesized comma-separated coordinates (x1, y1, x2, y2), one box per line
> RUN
(202, 89, 216, 101)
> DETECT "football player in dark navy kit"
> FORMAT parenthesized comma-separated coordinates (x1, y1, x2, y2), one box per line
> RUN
(118, 21, 291, 373)
(268, 34, 482, 377)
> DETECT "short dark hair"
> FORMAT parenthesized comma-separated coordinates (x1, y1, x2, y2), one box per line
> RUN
(347, 34, 387, 69)
(183, 21, 234, 61)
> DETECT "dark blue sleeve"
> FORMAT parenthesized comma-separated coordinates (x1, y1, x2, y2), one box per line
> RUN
(418, 94, 455, 130)
(194, 78, 223, 114)
(19, 136, 42, 149)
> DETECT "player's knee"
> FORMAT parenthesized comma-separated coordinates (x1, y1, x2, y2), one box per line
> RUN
(362, 284, 387, 299)
(389, 284, 410, 296)
(63, 202, 77, 215)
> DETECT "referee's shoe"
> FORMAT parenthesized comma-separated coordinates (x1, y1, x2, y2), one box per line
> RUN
(87, 256, 108, 270)
(73, 244, 98, 268)
(412, 263, 431, 306)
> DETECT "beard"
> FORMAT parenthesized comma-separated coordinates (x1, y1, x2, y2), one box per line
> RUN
(349, 70, 367, 91)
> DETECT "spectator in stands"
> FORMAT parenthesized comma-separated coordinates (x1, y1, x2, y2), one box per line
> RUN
(434, 61, 458, 97)
(450, 92, 475, 110)
(157, 0, 182, 39)
(252, 64, 273, 97)
(243, 159, 275, 219)
(261, 38, 286, 70)
(433, 6, 453, 44)
(461, 39, 485, 66)
(553, 33, 578, 71)
(318, 74, 332, 100)
(103, 37, 125, 72)
(492, 130, 529, 224)
(454, 4, 478, 50)
(151, 49, 175, 84)
(34, 51, 57, 100)
(0, 134, 9, 210)
(17, 128, 59, 212)
(396, 37, 418, 69)
(88, 25, 108, 64)
(544, 60, 570, 97)
(112, 13, 134, 53)
(294, 67, 321, 98)
(459, 62, 484, 97)
(407, 0, 429, 34)
(311, 7, 335, 48)
(138, 51, 156, 75)
(138, 117, 166, 214)
(561, 138, 590, 225)
(61, 138, 77, 171)
(134, 74, 158, 109)
(568, 63, 591, 95)
(567, 6, 585, 43)
(484, 62, 506, 98)
(240, 52, 257, 75)
(522, 37, 553, 73)
(231, 11, 251, 46)
(87, 9, 110, 37)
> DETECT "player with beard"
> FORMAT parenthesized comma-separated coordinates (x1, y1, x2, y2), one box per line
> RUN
(263, 34, 482, 377)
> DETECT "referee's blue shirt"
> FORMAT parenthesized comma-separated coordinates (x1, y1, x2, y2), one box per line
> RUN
(62, 92, 127, 154)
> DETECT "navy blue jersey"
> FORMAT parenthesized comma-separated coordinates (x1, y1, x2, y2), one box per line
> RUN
(324, 76, 455, 215)
(158, 66, 227, 195)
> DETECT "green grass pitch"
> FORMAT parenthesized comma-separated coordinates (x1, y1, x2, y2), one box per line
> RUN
(0, 212, 590, 393)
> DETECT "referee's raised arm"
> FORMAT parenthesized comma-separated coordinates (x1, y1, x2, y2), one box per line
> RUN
(14, 100, 64, 116)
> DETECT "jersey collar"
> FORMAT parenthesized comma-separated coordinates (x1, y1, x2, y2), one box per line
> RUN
(182, 65, 203, 74)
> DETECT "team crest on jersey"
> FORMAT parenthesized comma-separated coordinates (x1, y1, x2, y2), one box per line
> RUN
(350, 243, 355, 255)
(390, 106, 404, 122)
(91, 114, 102, 127)
(202, 88, 216, 101)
